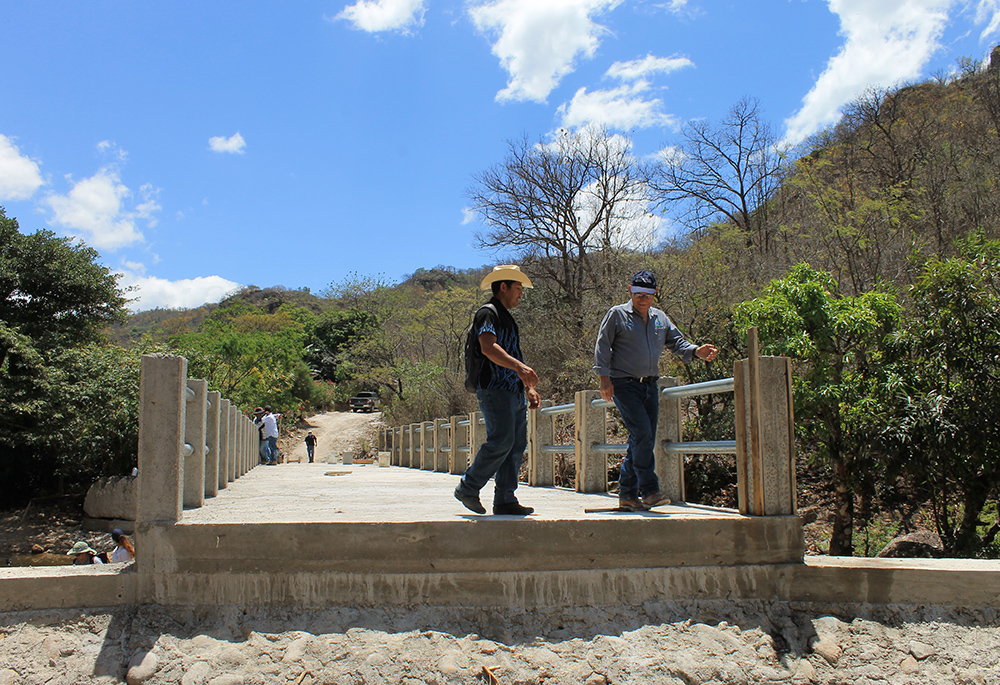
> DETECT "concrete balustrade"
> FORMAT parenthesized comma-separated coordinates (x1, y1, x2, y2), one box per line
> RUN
(383, 347, 797, 516)
(136, 354, 261, 532)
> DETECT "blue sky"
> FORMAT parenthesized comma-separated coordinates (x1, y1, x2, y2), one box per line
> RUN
(2, 0, 999, 311)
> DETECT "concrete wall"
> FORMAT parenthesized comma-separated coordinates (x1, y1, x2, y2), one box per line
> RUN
(4, 557, 1000, 611)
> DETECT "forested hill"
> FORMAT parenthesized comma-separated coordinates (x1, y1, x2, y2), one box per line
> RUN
(109, 268, 484, 345)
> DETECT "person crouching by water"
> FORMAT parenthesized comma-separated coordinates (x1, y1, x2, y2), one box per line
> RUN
(68, 541, 105, 565)
(110, 529, 135, 563)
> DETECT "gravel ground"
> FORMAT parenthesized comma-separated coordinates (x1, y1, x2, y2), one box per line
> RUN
(1, 600, 998, 684)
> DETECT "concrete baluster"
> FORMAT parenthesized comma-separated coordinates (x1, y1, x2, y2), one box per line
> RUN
(655, 377, 685, 502)
(575, 390, 606, 493)
(433, 418, 448, 472)
(468, 411, 486, 467)
(205, 390, 221, 498)
(528, 400, 555, 486)
(419, 421, 432, 470)
(449, 415, 468, 474)
(400, 425, 410, 468)
(183, 379, 208, 509)
(217, 399, 230, 489)
(136, 354, 187, 525)
(735, 355, 796, 516)
(408, 423, 419, 469)
(228, 405, 238, 483)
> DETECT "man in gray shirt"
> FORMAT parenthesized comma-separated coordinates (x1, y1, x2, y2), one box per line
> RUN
(593, 270, 718, 510)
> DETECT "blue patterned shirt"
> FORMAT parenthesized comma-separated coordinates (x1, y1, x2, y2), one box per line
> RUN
(474, 297, 525, 393)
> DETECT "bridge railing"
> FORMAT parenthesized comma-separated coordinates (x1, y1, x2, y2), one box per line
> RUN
(382, 332, 796, 516)
(136, 354, 260, 524)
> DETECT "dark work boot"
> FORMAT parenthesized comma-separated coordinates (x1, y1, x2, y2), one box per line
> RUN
(454, 487, 486, 514)
(493, 501, 534, 516)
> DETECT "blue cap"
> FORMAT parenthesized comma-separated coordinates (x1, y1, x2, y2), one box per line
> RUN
(630, 270, 657, 290)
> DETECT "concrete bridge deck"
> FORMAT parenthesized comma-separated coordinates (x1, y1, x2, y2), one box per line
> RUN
(181, 460, 745, 524)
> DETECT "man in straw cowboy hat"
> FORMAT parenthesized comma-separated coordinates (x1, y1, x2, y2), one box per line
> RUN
(455, 265, 541, 516)
(594, 269, 718, 511)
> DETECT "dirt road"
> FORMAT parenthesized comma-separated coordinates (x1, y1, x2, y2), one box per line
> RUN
(282, 410, 383, 464)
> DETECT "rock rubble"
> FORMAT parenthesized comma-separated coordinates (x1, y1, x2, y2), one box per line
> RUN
(1, 600, 998, 684)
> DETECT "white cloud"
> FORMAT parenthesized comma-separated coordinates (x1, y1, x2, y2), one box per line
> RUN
(469, 0, 622, 103)
(336, 0, 425, 32)
(0, 134, 45, 201)
(976, 0, 1000, 39)
(97, 140, 128, 162)
(43, 168, 157, 250)
(783, 0, 954, 146)
(208, 132, 246, 154)
(461, 207, 477, 225)
(117, 268, 242, 312)
(559, 81, 681, 129)
(605, 54, 693, 81)
(557, 54, 692, 130)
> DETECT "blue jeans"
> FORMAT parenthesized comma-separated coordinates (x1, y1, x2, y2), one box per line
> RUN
(266, 436, 279, 464)
(306, 445, 315, 461)
(458, 388, 527, 506)
(613, 377, 660, 499)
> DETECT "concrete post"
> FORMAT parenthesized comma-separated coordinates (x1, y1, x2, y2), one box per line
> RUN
(575, 390, 606, 493)
(205, 390, 221, 498)
(242, 414, 250, 474)
(469, 411, 486, 467)
(735, 356, 797, 516)
(433, 418, 449, 472)
(655, 377, 685, 502)
(528, 400, 555, 486)
(420, 421, 433, 470)
(399, 425, 410, 468)
(228, 405, 238, 483)
(183, 379, 208, 509)
(217, 399, 230, 490)
(450, 415, 469, 474)
(137, 354, 187, 524)
(409, 423, 420, 468)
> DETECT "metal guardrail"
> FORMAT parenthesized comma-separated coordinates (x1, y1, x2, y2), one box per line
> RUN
(569, 376, 738, 457)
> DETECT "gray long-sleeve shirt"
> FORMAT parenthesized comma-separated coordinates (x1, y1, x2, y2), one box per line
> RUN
(593, 301, 698, 379)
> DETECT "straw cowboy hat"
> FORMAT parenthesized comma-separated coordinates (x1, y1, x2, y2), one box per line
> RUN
(480, 265, 533, 290)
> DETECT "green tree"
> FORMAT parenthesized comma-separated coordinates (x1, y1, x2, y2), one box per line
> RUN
(0, 208, 133, 504)
(733, 264, 901, 555)
(171, 302, 311, 411)
(881, 234, 1000, 556)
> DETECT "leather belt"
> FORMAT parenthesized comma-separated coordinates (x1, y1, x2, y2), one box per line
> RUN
(616, 375, 659, 384)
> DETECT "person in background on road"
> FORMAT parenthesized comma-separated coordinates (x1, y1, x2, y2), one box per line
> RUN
(455, 265, 541, 517)
(68, 541, 104, 565)
(253, 407, 268, 464)
(594, 270, 719, 511)
(254, 406, 281, 465)
(109, 529, 135, 563)
(304, 431, 317, 463)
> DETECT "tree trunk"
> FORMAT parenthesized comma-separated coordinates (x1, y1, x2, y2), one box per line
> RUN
(829, 459, 854, 556)
(952, 477, 991, 556)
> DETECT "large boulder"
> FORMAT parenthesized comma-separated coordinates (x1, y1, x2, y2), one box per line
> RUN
(876, 530, 943, 558)
(84, 474, 138, 522)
